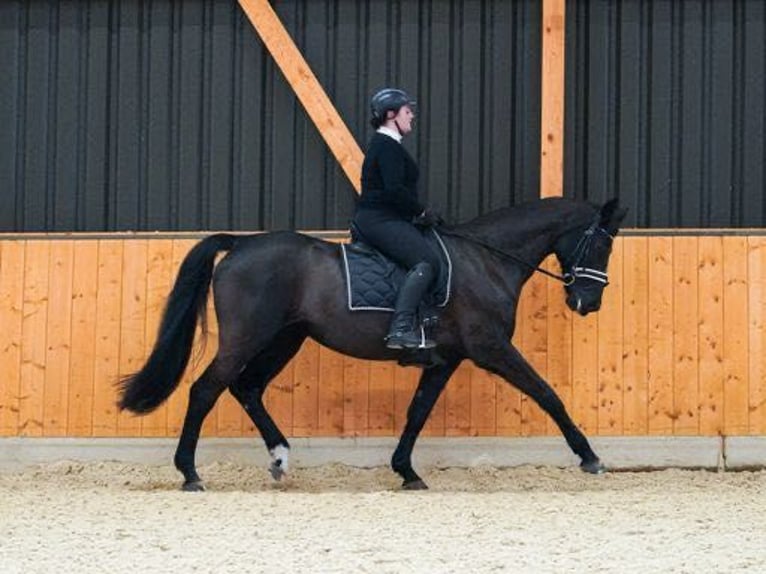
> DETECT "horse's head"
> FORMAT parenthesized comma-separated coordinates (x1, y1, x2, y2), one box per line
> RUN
(554, 199, 627, 316)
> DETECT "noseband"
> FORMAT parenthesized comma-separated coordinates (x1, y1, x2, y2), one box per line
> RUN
(560, 221, 613, 287)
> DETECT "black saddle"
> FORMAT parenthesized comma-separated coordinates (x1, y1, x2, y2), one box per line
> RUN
(340, 226, 452, 316)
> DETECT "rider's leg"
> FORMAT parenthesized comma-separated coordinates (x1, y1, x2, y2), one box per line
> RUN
(385, 261, 435, 349)
(352, 211, 442, 348)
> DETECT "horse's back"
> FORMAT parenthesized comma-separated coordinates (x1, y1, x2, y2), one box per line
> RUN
(212, 230, 343, 314)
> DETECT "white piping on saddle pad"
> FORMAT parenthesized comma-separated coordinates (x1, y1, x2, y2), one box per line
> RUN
(341, 228, 453, 312)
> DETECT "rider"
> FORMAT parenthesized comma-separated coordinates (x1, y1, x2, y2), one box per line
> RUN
(353, 88, 442, 350)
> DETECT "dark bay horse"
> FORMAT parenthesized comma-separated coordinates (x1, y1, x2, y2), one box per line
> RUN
(118, 197, 627, 491)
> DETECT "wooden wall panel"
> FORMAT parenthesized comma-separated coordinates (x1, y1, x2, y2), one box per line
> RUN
(91, 241, 123, 436)
(19, 241, 50, 436)
(597, 239, 624, 434)
(723, 237, 749, 435)
(697, 237, 724, 435)
(647, 237, 675, 434)
(622, 237, 648, 435)
(0, 234, 763, 441)
(748, 238, 766, 434)
(672, 237, 699, 435)
(68, 241, 98, 435)
(43, 241, 74, 436)
(0, 241, 25, 436)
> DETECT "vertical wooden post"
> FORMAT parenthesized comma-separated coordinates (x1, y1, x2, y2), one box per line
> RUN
(540, 0, 566, 198)
(238, 0, 364, 193)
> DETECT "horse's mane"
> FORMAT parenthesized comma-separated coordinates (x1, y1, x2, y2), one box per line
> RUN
(454, 197, 598, 243)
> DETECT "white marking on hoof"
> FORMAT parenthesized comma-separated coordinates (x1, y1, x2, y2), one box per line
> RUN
(270, 445, 290, 474)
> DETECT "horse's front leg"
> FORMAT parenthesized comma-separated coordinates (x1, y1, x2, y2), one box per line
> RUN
(392, 360, 459, 490)
(473, 342, 604, 474)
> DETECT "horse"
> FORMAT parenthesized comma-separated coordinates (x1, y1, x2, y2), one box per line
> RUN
(118, 197, 627, 491)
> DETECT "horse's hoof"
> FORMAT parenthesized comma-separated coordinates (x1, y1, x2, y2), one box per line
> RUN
(581, 460, 607, 475)
(269, 462, 285, 481)
(402, 479, 429, 491)
(182, 480, 206, 492)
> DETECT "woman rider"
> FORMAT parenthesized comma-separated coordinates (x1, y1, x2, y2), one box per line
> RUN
(352, 88, 442, 350)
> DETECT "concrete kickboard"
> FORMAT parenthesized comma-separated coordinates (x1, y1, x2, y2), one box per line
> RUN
(0, 435, 734, 473)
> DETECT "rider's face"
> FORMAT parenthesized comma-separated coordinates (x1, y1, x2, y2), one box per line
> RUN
(389, 105, 415, 135)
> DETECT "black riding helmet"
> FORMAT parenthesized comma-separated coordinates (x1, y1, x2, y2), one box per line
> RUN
(370, 88, 416, 127)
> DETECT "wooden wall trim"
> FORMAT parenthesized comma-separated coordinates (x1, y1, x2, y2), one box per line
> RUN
(237, 0, 364, 193)
(540, 0, 566, 198)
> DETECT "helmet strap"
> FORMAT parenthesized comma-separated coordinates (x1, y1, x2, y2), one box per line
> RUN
(393, 118, 403, 135)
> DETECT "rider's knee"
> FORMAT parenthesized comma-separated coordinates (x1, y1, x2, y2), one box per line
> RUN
(411, 261, 434, 282)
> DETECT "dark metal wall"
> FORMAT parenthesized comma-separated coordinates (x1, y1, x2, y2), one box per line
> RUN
(0, 0, 541, 232)
(566, 0, 766, 228)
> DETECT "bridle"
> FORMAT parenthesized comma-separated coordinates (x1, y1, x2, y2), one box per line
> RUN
(559, 220, 614, 286)
(438, 218, 615, 286)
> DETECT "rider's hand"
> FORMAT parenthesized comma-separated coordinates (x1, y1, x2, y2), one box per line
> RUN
(413, 209, 444, 228)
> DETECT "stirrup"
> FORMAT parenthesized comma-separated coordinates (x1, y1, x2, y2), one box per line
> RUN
(385, 324, 436, 350)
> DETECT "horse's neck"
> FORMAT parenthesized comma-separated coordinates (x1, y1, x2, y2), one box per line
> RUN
(461, 200, 592, 265)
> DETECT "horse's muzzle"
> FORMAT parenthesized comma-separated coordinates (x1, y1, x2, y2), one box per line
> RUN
(566, 292, 602, 316)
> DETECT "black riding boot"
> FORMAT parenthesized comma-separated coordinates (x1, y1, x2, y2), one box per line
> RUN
(386, 262, 436, 350)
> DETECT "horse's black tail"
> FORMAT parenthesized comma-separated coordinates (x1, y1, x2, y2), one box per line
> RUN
(117, 233, 238, 414)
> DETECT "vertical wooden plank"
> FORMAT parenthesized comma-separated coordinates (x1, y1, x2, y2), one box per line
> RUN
(647, 237, 675, 434)
(444, 361, 472, 436)
(263, 349, 294, 439)
(292, 338, 320, 436)
(166, 239, 195, 436)
(140, 239, 173, 437)
(722, 236, 749, 435)
(520, 273, 549, 436)
(622, 237, 649, 435)
(748, 237, 766, 434)
(495, 369, 520, 437)
(317, 346, 344, 435)
(570, 312, 599, 434)
(43, 241, 75, 436)
(540, 0, 566, 198)
(68, 240, 99, 436)
(547, 265, 573, 436)
(421, 387, 446, 437)
(0, 241, 25, 436)
(697, 236, 724, 435)
(368, 360, 395, 437)
(597, 239, 624, 435)
(117, 240, 147, 437)
(469, 363, 498, 437)
(19, 241, 50, 436)
(672, 236, 699, 435)
(342, 357, 369, 436)
(92, 240, 123, 436)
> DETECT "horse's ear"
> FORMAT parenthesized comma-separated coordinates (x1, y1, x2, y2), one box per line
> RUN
(599, 198, 628, 231)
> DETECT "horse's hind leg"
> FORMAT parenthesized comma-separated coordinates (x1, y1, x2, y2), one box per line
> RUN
(473, 342, 604, 474)
(228, 328, 306, 481)
(174, 358, 236, 491)
(391, 360, 459, 489)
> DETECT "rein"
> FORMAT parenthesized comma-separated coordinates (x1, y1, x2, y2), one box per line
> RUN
(437, 220, 613, 286)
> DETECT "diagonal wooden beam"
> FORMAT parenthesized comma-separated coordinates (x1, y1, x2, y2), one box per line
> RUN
(238, 0, 364, 193)
(540, 0, 566, 198)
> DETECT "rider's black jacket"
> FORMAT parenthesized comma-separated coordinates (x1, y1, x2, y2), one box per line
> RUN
(357, 132, 424, 219)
